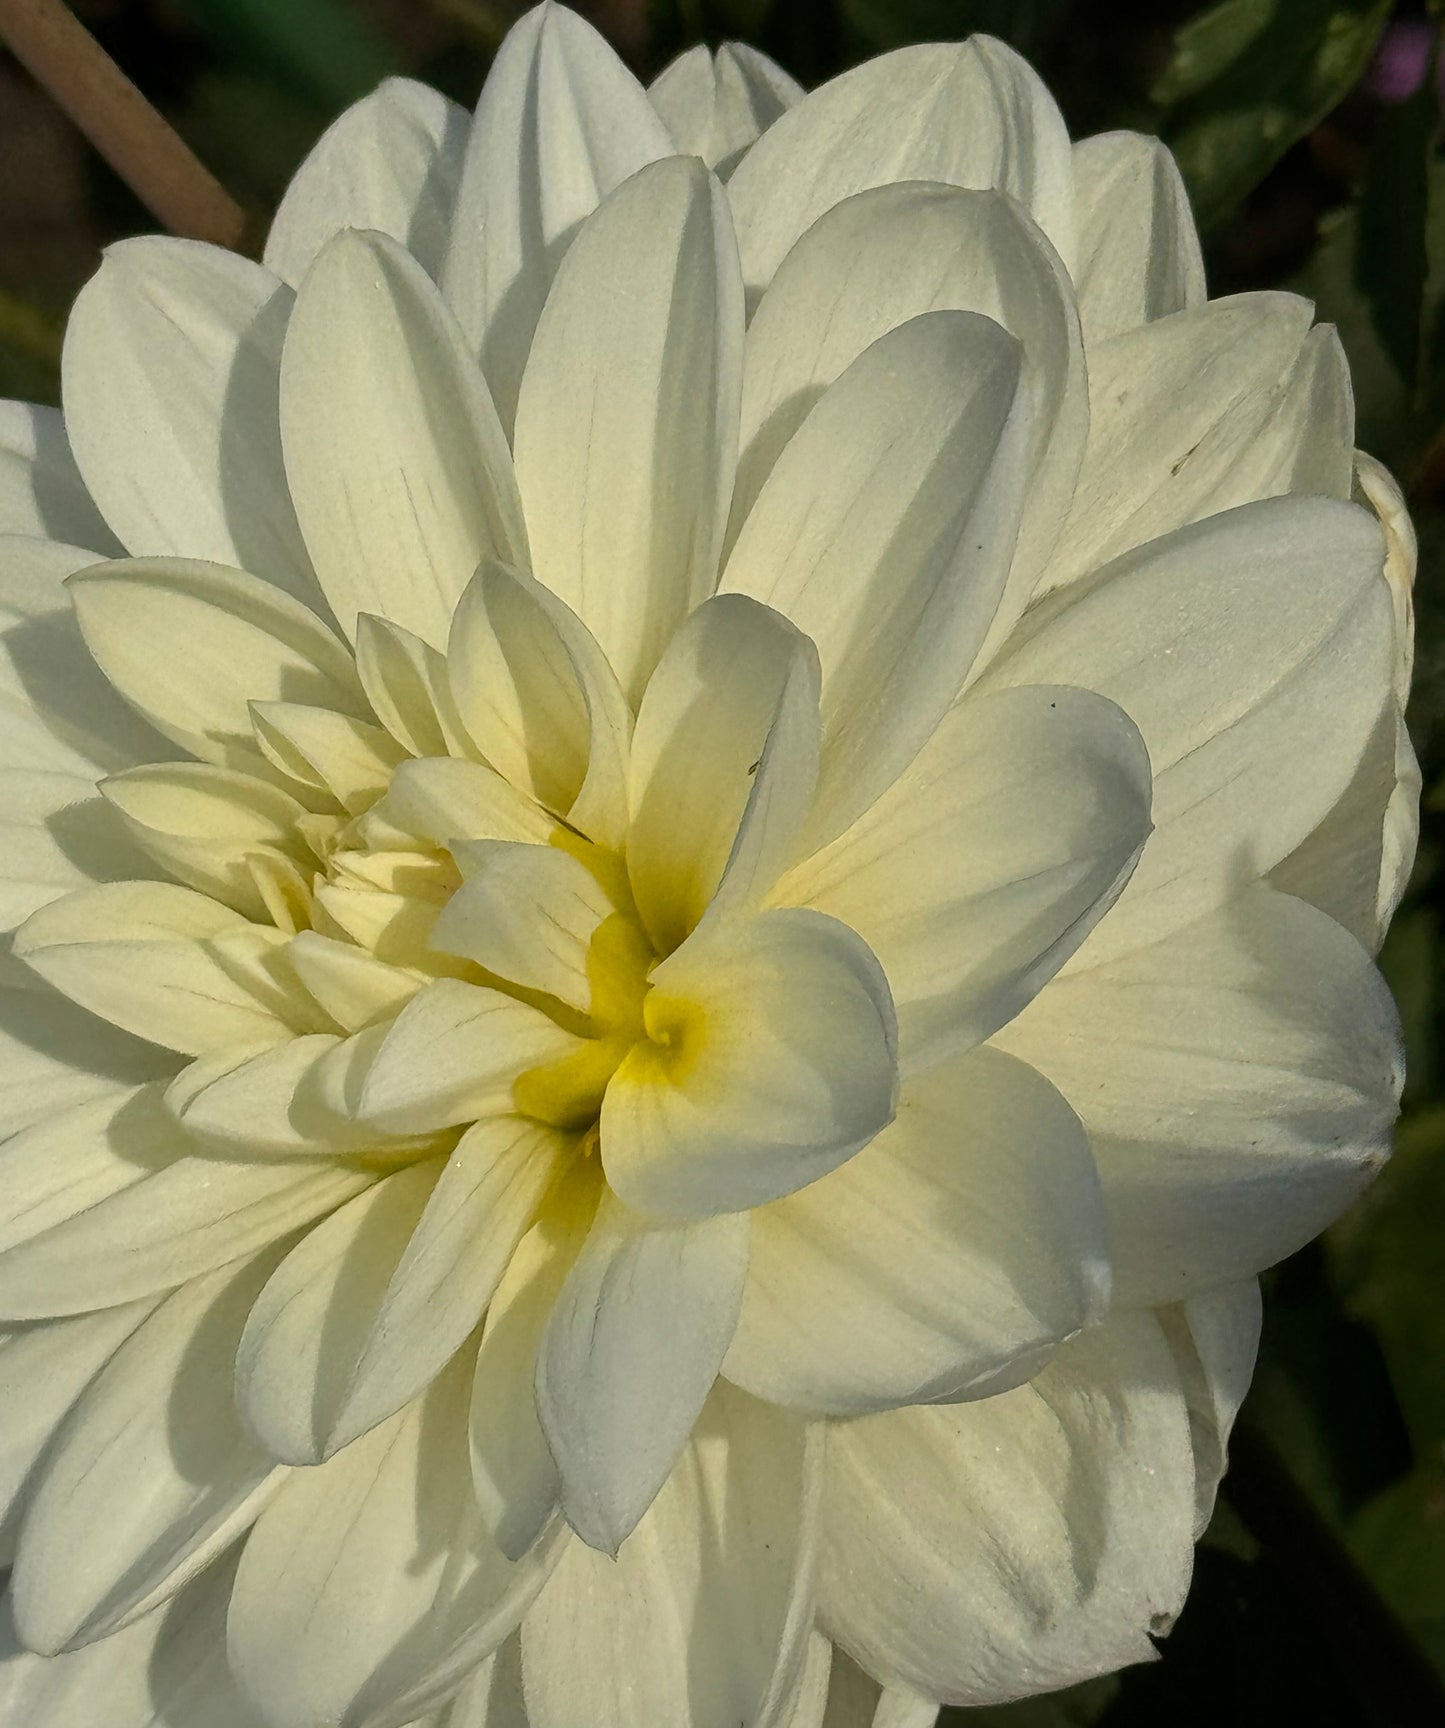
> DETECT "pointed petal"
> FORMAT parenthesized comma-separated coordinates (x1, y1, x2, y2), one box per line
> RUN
(536, 1191, 748, 1552)
(286, 931, 424, 1031)
(821, 1315, 1195, 1705)
(725, 1045, 1108, 1415)
(727, 39, 1073, 295)
(0, 401, 114, 547)
(1161, 1280, 1261, 1535)
(355, 612, 467, 759)
(649, 43, 803, 171)
(61, 238, 322, 606)
(250, 700, 405, 813)
(281, 230, 525, 646)
(523, 1382, 820, 1728)
(441, 0, 673, 435)
(777, 685, 1151, 1069)
(513, 156, 744, 707)
(995, 883, 1402, 1305)
(721, 311, 1031, 848)
(602, 907, 897, 1218)
(0, 767, 148, 929)
(377, 756, 555, 850)
(627, 594, 820, 953)
(266, 79, 469, 286)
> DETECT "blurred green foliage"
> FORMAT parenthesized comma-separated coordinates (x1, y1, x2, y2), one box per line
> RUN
(1, 0, 1444, 1720)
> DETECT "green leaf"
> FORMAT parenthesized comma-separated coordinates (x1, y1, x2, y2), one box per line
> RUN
(1153, 0, 1393, 229)
(1350, 1467, 1445, 1677)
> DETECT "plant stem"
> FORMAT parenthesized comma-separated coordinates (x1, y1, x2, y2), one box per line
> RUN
(0, 0, 246, 248)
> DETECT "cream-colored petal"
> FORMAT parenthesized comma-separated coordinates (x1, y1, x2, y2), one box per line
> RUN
(11, 1253, 286, 1654)
(727, 38, 1074, 296)
(376, 756, 554, 850)
(358, 977, 581, 1134)
(649, 43, 803, 172)
(995, 883, 1401, 1305)
(441, 0, 673, 435)
(228, 1354, 561, 1728)
(0, 401, 114, 547)
(523, 1382, 820, 1728)
(0, 1084, 370, 1318)
(67, 554, 364, 775)
(1070, 131, 1205, 344)
(721, 310, 1031, 849)
(980, 495, 1395, 960)
(1160, 1280, 1261, 1536)
(249, 700, 405, 813)
(778, 685, 1150, 1070)
(281, 230, 525, 647)
(627, 594, 819, 953)
(447, 559, 631, 846)
(285, 932, 424, 1032)
(821, 1314, 1195, 1704)
(513, 156, 744, 708)
(535, 1190, 748, 1553)
(441, 1638, 528, 1728)
(266, 79, 468, 286)
(602, 907, 897, 1218)
(354, 613, 467, 760)
(60, 238, 321, 607)
(0, 768, 147, 929)
(724, 1045, 1107, 1415)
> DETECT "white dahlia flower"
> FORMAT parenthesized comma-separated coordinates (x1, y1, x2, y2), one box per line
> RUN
(0, 6, 1417, 1726)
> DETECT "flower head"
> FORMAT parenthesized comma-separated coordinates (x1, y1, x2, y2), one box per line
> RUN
(0, 8, 1415, 1727)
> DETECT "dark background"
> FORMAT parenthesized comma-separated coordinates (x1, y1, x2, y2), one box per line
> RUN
(2, 2, 1444, 1722)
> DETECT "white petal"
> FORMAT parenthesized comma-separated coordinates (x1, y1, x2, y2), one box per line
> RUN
(0, 1557, 253, 1728)
(627, 594, 820, 953)
(724, 1045, 1107, 1415)
(777, 685, 1151, 1069)
(358, 977, 581, 1134)
(67, 554, 365, 773)
(601, 907, 897, 1218)
(649, 43, 803, 171)
(447, 559, 631, 846)
(280, 230, 525, 646)
(0, 400, 115, 546)
(513, 156, 744, 707)
(441, 1638, 528, 1728)
(727, 38, 1074, 295)
(14, 881, 319, 1052)
(355, 612, 467, 759)
(12, 1255, 285, 1654)
(61, 238, 322, 606)
(995, 883, 1401, 1305)
(981, 496, 1396, 959)
(721, 310, 1031, 848)
(377, 756, 554, 850)
(1070, 131, 1205, 343)
(0, 767, 148, 928)
(0, 535, 177, 778)
(228, 1355, 560, 1728)
(0, 1084, 370, 1318)
(1161, 1280, 1261, 1535)
(731, 183, 1085, 613)
(286, 931, 424, 1032)
(535, 1190, 748, 1552)
(327, 1116, 570, 1455)
(249, 700, 405, 813)
(523, 1382, 820, 1728)
(1044, 296, 1354, 595)
(441, 0, 673, 435)
(266, 79, 469, 285)
(821, 1314, 1196, 1704)
(0, 1302, 156, 1563)
(818, 1651, 939, 1728)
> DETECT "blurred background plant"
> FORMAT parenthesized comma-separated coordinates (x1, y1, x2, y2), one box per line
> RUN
(1, 0, 1443, 1721)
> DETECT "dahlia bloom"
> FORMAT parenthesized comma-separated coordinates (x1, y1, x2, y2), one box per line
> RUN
(0, 6, 1416, 1725)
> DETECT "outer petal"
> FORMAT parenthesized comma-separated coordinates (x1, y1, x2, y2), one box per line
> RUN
(1070, 132, 1205, 344)
(727, 38, 1074, 296)
(777, 685, 1151, 1069)
(441, 0, 674, 435)
(228, 1355, 560, 1728)
(821, 1314, 1196, 1704)
(0, 401, 114, 547)
(513, 156, 744, 707)
(602, 907, 897, 1218)
(995, 884, 1401, 1305)
(1160, 1280, 1262, 1535)
(61, 239, 321, 606)
(266, 79, 468, 286)
(522, 1382, 820, 1728)
(280, 230, 525, 646)
(0, 767, 149, 929)
(721, 310, 1031, 848)
(535, 1190, 748, 1553)
(11, 1254, 286, 1654)
(980, 496, 1395, 960)
(649, 43, 803, 172)
(724, 1045, 1108, 1415)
